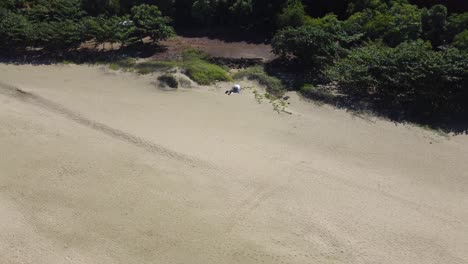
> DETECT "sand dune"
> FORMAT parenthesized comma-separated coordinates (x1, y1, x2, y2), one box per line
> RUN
(1, 64, 467, 264)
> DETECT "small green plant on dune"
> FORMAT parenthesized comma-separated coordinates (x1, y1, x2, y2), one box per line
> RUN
(233, 66, 285, 97)
(252, 89, 264, 103)
(251, 88, 289, 113)
(272, 99, 288, 114)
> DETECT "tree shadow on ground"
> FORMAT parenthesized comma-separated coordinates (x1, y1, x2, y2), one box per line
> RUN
(0, 43, 167, 65)
(266, 59, 468, 135)
(333, 95, 468, 135)
(176, 28, 271, 44)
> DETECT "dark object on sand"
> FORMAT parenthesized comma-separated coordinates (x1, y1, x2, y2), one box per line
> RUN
(158, 74, 178, 88)
(283, 96, 290, 100)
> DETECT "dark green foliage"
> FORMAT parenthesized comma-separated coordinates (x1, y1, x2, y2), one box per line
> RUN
(453, 30, 468, 50)
(0, 11, 33, 48)
(272, 25, 342, 68)
(277, 0, 311, 28)
(447, 12, 468, 41)
(343, 2, 422, 47)
(325, 41, 468, 116)
(421, 5, 448, 48)
(131, 4, 174, 43)
(158, 74, 179, 88)
(191, 0, 217, 26)
(23, 0, 85, 22)
(33, 20, 84, 49)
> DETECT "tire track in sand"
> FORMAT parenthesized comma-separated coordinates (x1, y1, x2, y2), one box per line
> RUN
(0, 81, 286, 240)
(0, 82, 199, 166)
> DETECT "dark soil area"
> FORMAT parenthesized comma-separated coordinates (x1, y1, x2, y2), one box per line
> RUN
(154, 36, 276, 61)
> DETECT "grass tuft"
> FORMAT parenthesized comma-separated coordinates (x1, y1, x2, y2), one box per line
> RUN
(134, 61, 177, 74)
(108, 58, 137, 71)
(183, 60, 232, 85)
(182, 48, 211, 61)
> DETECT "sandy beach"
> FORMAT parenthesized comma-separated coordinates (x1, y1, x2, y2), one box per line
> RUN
(1, 63, 467, 264)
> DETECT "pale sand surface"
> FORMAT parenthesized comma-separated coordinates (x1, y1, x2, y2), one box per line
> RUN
(1, 64, 467, 264)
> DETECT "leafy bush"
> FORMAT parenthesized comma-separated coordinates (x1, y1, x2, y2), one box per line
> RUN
(343, 3, 422, 47)
(158, 74, 179, 88)
(447, 12, 468, 42)
(0, 11, 33, 48)
(33, 20, 84, 49)
(277, 0, 311, 28)
(325, 40, 468, 116)
(272, 25, 342, 69)
(131, 4, 175, 43)
(233, 66, 285, 97)
(453, 30, 468, 50)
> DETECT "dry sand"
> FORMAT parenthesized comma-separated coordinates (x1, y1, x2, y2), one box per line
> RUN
(0, 63, 467, 264)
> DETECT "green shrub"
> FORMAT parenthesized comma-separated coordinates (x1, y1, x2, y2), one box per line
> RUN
(277, 0, 312, 29)
(453, 30, 468, 50)
(158, 74, 178, 88)
(183, 60, 232, 85)
(325, 40, 468, 115)
(131, 4, 175, 43)
(272, 25, 342, 69)
(447, 12, 468, 41)
(233, 66, 285, 97)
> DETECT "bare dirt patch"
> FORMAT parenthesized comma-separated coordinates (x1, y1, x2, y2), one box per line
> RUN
(153, 36, 276, 61)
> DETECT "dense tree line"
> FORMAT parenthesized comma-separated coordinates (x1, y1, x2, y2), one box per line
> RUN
(271, 0, 467, 123)
(0, 0, 174, 50)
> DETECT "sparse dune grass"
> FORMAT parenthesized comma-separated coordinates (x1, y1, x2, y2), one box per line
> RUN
(233, 66, 285, 97)
(134, 61, 177, 74)
(106, 49, 231, 85)
(108, 58, 137, 71)
(300, 84, 336, 103)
